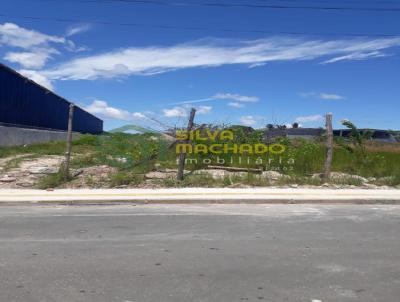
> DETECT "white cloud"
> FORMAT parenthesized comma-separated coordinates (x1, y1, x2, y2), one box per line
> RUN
(300, 92, 344, 100)
(248, 62, 267, 68)
(239, 115, 257, 126)
(85, 100, 131, 120)
(228, 102, 244, 108)
(0, 23, 67, 70)
(19, 69, 54, 91)
(319, 93, 344, 100)
(323, 51, 388, 64)
(171, 97, 213, 105)
(4, 48, 58, 69)
(40, 37, 400, 81)
(0, 22, 65, 49)
(213, 92, 259, 103)
(66, 24, 92, 37)
(1, 23, 87, 72)
(132, 112, 146, 119)
(196, 105, 212, 115)
(162, 106, 187, 118)
(295, 114, 324, 123)
(163, 104, 212, 117)
(171, 93, 259, 106)
(85, 100, 146, 121)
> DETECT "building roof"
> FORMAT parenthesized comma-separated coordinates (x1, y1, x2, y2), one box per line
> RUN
(286, 128, 324, 136)
(264, 127, 324, 139)
(0, 63, 103, 134)
(0, 63, 102, 124)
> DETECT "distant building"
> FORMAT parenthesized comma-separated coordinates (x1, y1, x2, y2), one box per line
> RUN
(264, 128, 324, 141)
(264, 127, 398, 143)
(333, 129, 397, 143)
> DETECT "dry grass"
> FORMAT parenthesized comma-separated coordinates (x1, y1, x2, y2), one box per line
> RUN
(364, 141, 400, 153)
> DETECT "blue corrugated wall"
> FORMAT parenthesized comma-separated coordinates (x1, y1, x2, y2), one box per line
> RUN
(0, 64, 103, 134)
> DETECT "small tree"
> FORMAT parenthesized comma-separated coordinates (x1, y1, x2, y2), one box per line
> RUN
(336, 120, 374, 168)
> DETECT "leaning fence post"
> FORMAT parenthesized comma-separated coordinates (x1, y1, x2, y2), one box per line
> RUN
(323, 113, 333, 182)
(177, 108, 196, 181)
(64, 103, 74, 180)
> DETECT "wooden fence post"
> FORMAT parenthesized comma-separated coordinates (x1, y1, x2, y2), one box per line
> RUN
(323, 113, 333, 182)
(177, 108, 196, 181)
(64, 103, 74, 180)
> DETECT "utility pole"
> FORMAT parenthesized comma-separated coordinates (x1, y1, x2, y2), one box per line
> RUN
(177, 108, 196, 181)
(64, 103, 74, 181)
(323, 113, 333, 182)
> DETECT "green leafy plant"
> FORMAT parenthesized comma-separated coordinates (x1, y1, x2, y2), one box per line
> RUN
(340, 120, 374, 157)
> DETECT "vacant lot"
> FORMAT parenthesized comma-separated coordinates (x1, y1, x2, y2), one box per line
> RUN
(0, 131, 399, 189)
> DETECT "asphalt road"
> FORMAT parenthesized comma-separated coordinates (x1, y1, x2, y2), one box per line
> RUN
(0, 204, 400, 302)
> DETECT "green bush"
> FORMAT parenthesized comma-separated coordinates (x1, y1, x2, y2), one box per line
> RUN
(109, 172, 144, 187)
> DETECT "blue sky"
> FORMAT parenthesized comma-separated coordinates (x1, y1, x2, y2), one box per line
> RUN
(1, 0, 399, 131)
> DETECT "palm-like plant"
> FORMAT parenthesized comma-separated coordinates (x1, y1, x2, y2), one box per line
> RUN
(338, 120, 374, 158)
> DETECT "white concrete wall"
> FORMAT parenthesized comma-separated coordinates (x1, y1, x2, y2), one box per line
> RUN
(0, 125, 80, 147)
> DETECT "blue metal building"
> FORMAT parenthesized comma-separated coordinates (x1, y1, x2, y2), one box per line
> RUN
(0, 64, 103, 134)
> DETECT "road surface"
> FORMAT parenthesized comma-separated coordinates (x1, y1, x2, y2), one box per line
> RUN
(1, 204, 400, 302)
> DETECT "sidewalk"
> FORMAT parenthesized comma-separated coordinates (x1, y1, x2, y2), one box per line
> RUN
(0, 188, 399, 205)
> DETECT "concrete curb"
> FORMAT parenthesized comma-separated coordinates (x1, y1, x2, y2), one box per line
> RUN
(0, 188, 400, 205)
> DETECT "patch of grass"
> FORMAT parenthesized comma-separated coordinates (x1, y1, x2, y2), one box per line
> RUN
(155, 172, 273, 188)
(155, 174, 221, 188)
(109, 172, 144, 187)
(0, 141, 66, 158)
(229, 173, 272, 186)
(37, 167, 70, 189)
(1, 155, 37, 172)
(73, 134, 100, 146)
(275, 175, 322, 186)
(329, 176, 364, 186)
(374, 172, 400, 186)
(181, 174, 220, 187)
(0, 135, 99, 159)
(71, 153, 102, 168)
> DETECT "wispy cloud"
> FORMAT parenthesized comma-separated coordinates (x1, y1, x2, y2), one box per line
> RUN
(239, 115, 257, 126)
(228, 102, 245, 108)
(295, 114, 324, 123)
(300, 92, 345, 100)
(322, 51, 388, 64)
(162, 105, 212, 118)
(248, 62, 267, 68)
(162, 106, 188, 118)
(4, 49, 59, 69)
(19, 69, 54, 90)
(171, 97, 213, 105)
(171, 93, 259, 108)
(132, 112, 146, 119)
(1, 22, 88, 74)
(85, 100, 146, 121)
(319, 93, 344, 100)
(37, 36, 400, 83)
(0, 22, 67, 70)
(0, 22, 65, 49)
(66, 24, 92, 37)
(213, 93, 259, 103)
(196, 105, 212, 115)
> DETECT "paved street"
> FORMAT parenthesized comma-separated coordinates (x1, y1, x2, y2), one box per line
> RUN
(1, 204, 400, 302)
